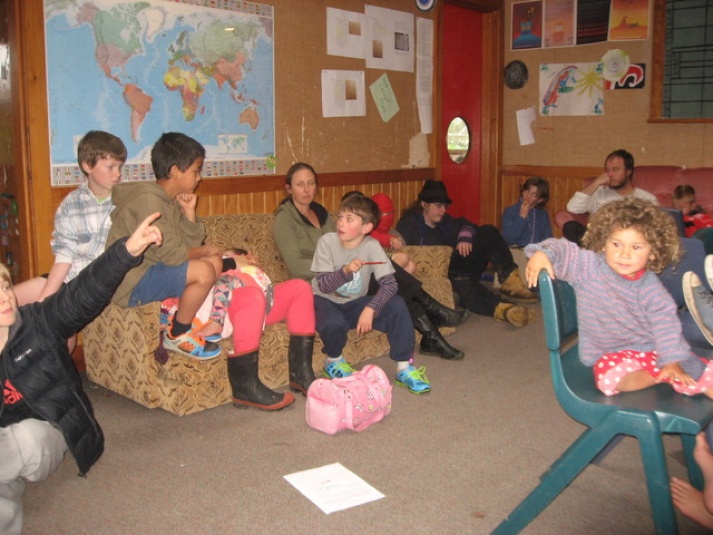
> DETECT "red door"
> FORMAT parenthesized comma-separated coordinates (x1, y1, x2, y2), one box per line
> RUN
(441, 4, 483, 223)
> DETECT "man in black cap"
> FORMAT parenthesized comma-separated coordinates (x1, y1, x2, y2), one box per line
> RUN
(396, 179, 536, 328)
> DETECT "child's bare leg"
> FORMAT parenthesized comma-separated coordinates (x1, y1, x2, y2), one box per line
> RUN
(405, 259, 416, 275)
(672, 433, 713, 529)
(671, 477, 713, 530)
(693, 431, 713, 514)
(196, 320, 222, 338)
(175, 260, 217, 326)
(616, 370, 657, 392)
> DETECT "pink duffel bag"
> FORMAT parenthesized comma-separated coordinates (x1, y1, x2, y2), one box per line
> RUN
(306, 364, 392, 435)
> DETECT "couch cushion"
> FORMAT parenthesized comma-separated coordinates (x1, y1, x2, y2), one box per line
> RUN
(632, 166, 682, 208)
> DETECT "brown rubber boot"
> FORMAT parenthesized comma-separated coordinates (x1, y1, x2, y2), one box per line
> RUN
(499, 269, 539, 303)
(494, 302, 535, 328)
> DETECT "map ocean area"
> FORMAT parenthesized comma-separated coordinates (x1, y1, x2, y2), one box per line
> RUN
(44, 0, 275, 185)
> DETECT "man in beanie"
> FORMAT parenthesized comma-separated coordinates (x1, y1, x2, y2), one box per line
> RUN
(397, 179, 536, 328)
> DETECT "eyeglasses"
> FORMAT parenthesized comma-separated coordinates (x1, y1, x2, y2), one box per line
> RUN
(430, 203, 450, 209)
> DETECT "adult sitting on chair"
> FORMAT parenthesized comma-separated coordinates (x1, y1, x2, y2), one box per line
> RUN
(563, 149, 657, 245)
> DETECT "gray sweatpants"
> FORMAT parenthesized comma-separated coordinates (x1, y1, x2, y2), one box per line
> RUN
(0, 419, 67, 534)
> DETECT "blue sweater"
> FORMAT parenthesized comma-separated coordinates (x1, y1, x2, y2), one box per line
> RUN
(501, 201, 553, 247)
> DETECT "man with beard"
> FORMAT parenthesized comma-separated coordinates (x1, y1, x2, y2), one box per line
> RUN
(563, 149, 658, 244)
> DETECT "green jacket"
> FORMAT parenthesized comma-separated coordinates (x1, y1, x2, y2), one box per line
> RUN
(106, 181, 205, 306)
(273, 199, 335, 281)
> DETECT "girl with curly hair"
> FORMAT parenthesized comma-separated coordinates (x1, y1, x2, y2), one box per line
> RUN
(524, 196, 713, 398)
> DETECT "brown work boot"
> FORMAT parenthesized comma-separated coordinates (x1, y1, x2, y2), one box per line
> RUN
(494, 302, 535, 328)
(499, 269, 539, 303)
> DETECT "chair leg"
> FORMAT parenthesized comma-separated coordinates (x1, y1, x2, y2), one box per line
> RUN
(492, 427, 615, 535)
(591, 434, 625, 466)
(638, 428, 678, 535)
(681, 433, 704, 490)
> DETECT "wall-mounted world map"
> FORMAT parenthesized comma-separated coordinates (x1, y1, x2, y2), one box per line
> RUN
(44, 0, 275, 185)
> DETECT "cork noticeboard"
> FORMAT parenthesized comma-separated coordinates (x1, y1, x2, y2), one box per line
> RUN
(273, 0, 435, 174)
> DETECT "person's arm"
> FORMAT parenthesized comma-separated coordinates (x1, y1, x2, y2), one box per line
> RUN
(49, 194, 83, 281)
(315, 268, 352, 294)
(501, 203, 528, 246)
(365, 273, 397, 317)
(646, 282, 698, 369)
(45, 213, 162, 338)
(566, 175, 608, 213)
(37, 262, 71, 301)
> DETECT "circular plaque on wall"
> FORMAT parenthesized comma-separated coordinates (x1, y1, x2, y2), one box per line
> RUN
(503, 60, 528, 90)
(415, 0, 437, 12)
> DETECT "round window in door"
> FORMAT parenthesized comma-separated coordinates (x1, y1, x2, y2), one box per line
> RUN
(446, 117, 470, 164)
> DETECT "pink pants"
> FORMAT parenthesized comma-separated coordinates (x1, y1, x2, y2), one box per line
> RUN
(228, 279, 315, 355)
(594, 349, 713, 396)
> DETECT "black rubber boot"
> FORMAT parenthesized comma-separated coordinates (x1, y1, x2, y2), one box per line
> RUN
(288, 335, 316, 395)
(413, 315, 465, 360)
(227, 351, 295, 411)
(415, 289, 471, 327)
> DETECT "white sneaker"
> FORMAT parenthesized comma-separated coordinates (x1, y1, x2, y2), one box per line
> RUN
(683, 271, 713, 345)
(705, 254, 713, 291)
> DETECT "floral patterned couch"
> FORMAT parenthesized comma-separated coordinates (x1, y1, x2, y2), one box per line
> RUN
(82, 213, 456, 416)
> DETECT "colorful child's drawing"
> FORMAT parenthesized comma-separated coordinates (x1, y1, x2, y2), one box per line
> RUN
(539, 63, 604, 116)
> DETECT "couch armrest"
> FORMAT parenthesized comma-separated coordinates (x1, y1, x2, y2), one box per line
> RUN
(83, 301, 164, 409)
(554, 211, 588, 230)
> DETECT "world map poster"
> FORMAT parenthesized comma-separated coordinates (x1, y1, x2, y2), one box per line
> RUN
(44, 0, 275, 186)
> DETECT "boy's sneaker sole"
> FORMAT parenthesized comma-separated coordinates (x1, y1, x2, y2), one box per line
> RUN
(683, 271, 713, 346)
(395, 366, 431, 394)
(705, 255, 713, 291)
(322, 359, 356, 379)
(163, 333, 222, 360)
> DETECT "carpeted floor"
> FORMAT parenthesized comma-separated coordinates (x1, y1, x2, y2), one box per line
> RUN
(21, 309, 713, 534)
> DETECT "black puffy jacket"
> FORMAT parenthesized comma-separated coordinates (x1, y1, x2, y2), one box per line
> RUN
(0, 238, 141, 475)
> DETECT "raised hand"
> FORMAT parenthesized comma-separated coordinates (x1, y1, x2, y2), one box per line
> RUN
(125, 212, 163, 256)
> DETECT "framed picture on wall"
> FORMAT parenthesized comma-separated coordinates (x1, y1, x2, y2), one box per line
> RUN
(511, 1, 543, 51)
(543, 0, 575, 48)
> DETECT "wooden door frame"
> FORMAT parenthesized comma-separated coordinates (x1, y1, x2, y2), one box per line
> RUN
(438, 1, 503, 226)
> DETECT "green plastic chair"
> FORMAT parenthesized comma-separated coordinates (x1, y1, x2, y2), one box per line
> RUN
(492, 270, 713, 535)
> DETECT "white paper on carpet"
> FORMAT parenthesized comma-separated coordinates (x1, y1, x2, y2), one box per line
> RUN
(284, 462, 385, 514)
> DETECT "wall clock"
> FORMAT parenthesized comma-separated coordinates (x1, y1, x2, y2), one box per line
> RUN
(504, 60, 528, 89)
(416, 0, 437, 11)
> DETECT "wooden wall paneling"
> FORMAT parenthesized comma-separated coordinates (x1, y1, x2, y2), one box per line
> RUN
(479, 9, 504, 227)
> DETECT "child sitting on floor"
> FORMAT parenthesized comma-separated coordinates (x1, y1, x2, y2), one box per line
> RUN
(525, 197, 713, 398)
